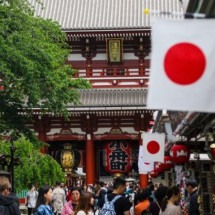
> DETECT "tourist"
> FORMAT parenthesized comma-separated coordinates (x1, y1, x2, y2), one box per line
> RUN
(74, 192, 94, 215)
(61, 187, 81, 215)
(0, 176, 21, 215)
(26, 184, 38, 215)
(34, 185, 54, 215)
(52, 182, 66, 215)
(185, 179, 200, 215)
(160, 186, 181, 215)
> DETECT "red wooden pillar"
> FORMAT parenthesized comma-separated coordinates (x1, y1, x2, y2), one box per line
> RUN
(139, 132, 148, 188)
(86, 134, 95, 185)
(139, 174, 148, 188)
(37, 116, 46, 142)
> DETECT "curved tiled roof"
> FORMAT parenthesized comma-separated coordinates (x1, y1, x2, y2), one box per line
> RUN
(76, 88, 147, 107)
(29, 0, 183, 31)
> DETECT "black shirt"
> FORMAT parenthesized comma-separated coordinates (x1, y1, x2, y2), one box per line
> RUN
(107, 193, 131, 215)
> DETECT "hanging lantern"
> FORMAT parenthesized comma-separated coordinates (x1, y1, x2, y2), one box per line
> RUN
(160, 156, 173, 170)
(154, 162, 163, 173)
(60, 144, 75, 174)
(149, 170, 159, 178)
(170, 144, 190, 164)
(103, 140, 132, 174)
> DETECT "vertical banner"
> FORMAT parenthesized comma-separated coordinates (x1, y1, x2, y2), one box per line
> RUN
(138, 145, 154, 174)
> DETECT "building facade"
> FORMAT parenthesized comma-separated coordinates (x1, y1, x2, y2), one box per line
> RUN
(28, 0, 183, 185)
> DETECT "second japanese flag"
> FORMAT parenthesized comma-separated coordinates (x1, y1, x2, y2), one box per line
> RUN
(141, 132, 165, 162)
(147, 19, 215, 112)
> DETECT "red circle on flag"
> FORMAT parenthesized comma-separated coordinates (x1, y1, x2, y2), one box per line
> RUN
(164, 42, 206, 85)
(147, 141, 160, 154)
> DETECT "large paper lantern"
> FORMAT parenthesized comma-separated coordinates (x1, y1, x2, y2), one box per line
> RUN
(170, 145, 190, 164)
(103, 140, 132, 174)
(160, 156, 173, 170)
(55, 144, 81, 174)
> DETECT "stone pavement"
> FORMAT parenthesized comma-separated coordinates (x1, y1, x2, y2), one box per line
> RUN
(19, 204, 27, 215)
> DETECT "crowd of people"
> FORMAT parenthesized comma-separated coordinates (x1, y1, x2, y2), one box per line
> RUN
(0, 175, 200, 215)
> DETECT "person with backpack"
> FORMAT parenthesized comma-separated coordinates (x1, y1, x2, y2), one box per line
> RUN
(0, 175, 21, 215)
(99, 176, 131, 215)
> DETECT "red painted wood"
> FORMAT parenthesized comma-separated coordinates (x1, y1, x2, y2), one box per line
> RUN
(86, 137, 95, 184)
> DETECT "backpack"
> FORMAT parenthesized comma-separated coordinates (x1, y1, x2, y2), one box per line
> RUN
(99, 194, 121, 215)
(0, 205, 11, 215)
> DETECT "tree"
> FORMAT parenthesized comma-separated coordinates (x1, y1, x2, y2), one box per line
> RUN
(0, 0, 90, 135)
(0, 136, 65, 191)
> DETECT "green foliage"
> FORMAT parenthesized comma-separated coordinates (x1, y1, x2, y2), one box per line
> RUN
(0, 0, 91, 134)
(0, 136, 65, 191)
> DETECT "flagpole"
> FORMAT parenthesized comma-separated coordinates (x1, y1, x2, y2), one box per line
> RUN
(144, 9, 212, 19)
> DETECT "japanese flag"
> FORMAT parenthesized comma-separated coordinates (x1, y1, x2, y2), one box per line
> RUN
(141, 132, 165, 162)
(138, 145, 154, 174)
(147, 19, 215, 112)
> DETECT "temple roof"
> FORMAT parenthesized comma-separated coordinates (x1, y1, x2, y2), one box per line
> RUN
(77, 88, 147, 108)
(31, 88, 149, 114)
(29, 0, 183, 31)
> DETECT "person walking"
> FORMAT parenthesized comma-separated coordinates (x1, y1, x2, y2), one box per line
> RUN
(61, 187, 81, 215)
(74, 192, 94, 215)
(53, 182, 66, 215)
(160, 186, 182, 215)
(99, 176, 131, 215)
(97, 181, 107, 210)
(34, 185, 54, 215)
(134, 188, 150, 215)
(185, 179, 200, 215)
(149, 185, 169, 215)
(26, 184, 38, 215)
(0, 176, 21, 215)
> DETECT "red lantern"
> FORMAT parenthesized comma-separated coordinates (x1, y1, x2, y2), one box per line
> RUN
(170, 145, 190, 164)
(160, 156, 173, 170)
(149, 170, 159, 178)
(154, 162, 163, 173)
(103, 141, 132, 174)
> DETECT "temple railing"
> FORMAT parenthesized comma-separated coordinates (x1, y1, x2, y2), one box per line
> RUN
(72, 67, 150, 88)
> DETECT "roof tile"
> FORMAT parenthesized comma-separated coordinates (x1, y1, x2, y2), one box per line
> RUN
(29, 0, 183, 30)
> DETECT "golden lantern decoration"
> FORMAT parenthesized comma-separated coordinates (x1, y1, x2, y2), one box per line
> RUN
(61, 144, 74, 174)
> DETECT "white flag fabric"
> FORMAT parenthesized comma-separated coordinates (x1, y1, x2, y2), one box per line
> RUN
(147, 19, 215, 112)
(138, 145, 154, 174)
(141, 132, 165, 162)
